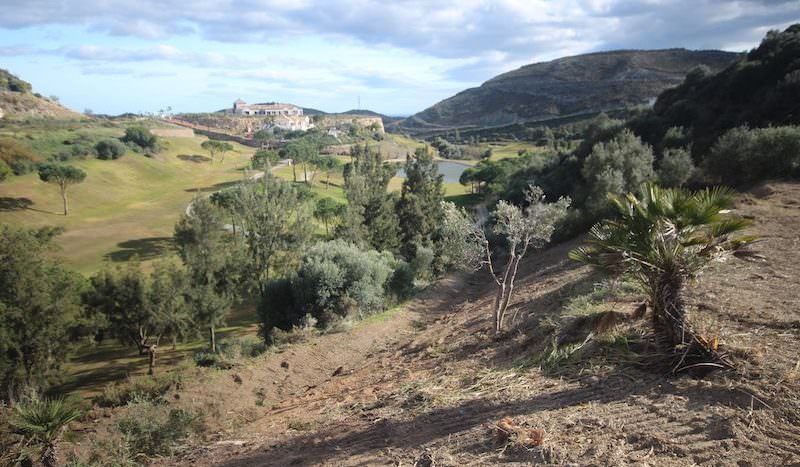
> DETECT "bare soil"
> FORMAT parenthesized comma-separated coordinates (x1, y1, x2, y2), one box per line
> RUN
(155, 182, 800, 466)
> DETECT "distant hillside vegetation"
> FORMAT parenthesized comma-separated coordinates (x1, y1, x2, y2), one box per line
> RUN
(0, 69, 83, 120)
(631, 24, 800, 154)
(397, 49, 738, 133)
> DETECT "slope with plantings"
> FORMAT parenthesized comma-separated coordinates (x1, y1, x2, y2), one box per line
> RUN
(47, 181, 794, 466)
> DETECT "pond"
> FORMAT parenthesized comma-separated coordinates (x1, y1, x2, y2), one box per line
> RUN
(395, 160, 471, 184)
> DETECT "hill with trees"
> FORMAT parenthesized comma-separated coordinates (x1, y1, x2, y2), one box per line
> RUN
(630, 24, 800, 155)
(0, 69, 82, 120)
(397, 49, 737, 133)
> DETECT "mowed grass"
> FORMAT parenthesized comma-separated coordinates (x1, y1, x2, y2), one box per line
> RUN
(487, 141, 545, 161)
(0, 132, 254, 274)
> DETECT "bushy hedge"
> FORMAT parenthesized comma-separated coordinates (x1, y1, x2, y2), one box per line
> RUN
(705, 125, 800, 185)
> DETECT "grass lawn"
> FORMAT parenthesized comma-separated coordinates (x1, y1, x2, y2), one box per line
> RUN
(487, 141, 545, 161)
(0, 130, 255, 274)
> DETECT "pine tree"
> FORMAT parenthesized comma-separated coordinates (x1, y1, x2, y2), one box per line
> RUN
(338, 144, 400, 251)
(397, 147, 445, 260)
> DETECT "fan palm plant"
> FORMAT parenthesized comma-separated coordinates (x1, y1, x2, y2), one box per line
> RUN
(570, 183, 755, 366)
(10, 397, 82, 467)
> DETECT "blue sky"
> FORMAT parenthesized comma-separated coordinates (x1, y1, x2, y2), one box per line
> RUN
(0, 0, 797, 116)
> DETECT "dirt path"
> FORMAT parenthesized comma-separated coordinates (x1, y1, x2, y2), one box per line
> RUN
(168, 182, 800, 466)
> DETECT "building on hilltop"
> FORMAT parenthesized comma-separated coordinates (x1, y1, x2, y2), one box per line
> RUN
(232, 99, 303, 117)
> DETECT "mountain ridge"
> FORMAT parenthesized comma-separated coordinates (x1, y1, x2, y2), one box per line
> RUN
(395, 48, 739, 133)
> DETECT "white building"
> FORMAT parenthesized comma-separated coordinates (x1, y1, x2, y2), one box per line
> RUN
(233, 99, 303, 117)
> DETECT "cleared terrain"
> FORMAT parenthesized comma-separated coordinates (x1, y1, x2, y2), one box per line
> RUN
(137, 182, 800, 466)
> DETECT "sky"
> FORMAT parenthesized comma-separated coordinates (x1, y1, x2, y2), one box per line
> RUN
(0, 1, 798, 116)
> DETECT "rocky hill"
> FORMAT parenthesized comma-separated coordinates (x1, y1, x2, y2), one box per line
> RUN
(397, 49, 738, 133)
(0, 69, 83, 120)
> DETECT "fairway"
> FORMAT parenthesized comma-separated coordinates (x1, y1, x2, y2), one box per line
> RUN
(0, 130, 255, 273)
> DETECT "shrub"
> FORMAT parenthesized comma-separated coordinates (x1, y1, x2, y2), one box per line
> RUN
(95, 139, 127, 160)
(388, 260, 415, 300)
(0, 159, 10, 182)
(292, 240, 393, 325)
(409, 245, 435, 281)
(259, 241, 395, 334)
(0, 137, 41, 175)
(117, 401, 198, 458)
(657, 147, 694, 188)
(705, 125, 800, 185)
(93, 372, 182, 408)
(120, 127, 159, 152)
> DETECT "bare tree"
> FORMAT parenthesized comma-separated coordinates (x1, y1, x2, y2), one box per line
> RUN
(442, 185, 569, 333)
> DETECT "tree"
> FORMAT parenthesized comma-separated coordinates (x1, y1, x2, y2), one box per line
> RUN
(396, 147, 445, 259)
(37, 163, 86, 215)
(314, 197, 345, 237)
(9, 397, 82, 467)
(0, 226, 86, 399)
(201, 139, 234, 163)
(282, 138, 317, 183)
(210, 188, 241, 234)
(338, 144, 400, 251)
(251, 149, 280, 170)
(85, 262, 188, 374)
(459, 167, 478, 193)
(174, 199, 241, 352)
(657, 147, 694, 188)
(314, 156, 343, 190)
(233, 176, 313, 296)
(581, 129, 654, 215)
(443, 186, 569, 333)
(569, 184, 754, 367)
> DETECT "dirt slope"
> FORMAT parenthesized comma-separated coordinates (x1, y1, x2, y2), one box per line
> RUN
(167, 182, 800, 466)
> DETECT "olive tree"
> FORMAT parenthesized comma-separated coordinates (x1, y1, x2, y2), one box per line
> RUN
(442, 185, 570, 333)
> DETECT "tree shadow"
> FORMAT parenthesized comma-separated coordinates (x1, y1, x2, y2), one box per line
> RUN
(178, 154, 212, 163)
(104, 237, 175, 262)
(0, 196, 34, 211)
(185, 180, 241, 193)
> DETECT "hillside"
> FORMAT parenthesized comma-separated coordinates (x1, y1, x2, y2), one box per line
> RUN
(0, 69, 83, 120)
(93, 181, 799, 466)
(634, 24, 800, 155)
(0, 124, 255, 273)
(398, 49, 737, 133)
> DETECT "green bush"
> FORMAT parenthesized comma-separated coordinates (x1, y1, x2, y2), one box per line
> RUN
(705, 125, 800, 185)
(117, 401, 198, 458)
(93, 372, 182, 408)
(121, 127, 159, 152)
(388, 260, 415, 300)
(260, 241, 396, 335)
(0, 160, 10, 182)
(657, 147, 694, 188)
(409, 245, 435, 281)
(95, 139, 127, 160)
(293, 240, 393, 325)
(0, 137, 41, 175)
